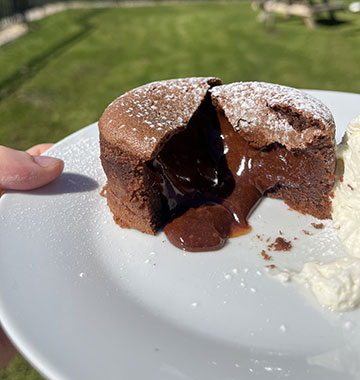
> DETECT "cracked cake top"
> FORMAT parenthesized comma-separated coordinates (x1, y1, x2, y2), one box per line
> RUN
(211, 81, 335, 150)
(99, 77, 221, 160)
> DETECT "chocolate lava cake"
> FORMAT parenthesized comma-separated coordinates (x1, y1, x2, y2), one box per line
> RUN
(98, 78, 336, 251)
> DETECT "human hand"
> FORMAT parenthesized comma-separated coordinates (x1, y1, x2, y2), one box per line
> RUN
(0, 144, 64, 197)
(0, 143, 64, 370)
(0, 326, 16, 372)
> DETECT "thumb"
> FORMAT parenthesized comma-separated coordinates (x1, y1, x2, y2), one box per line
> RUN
(0, 145, 64, 191)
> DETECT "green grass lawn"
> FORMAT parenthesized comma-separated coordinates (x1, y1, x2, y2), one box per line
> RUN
(0, 2, 360, 378)
(1, 2, 360, 151)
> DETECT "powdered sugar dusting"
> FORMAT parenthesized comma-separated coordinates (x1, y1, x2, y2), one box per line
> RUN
(211, 82, 335, 150)
(100, 77, 221, 159)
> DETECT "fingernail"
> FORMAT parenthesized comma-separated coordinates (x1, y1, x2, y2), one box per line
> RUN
(33, 155, 63, 168)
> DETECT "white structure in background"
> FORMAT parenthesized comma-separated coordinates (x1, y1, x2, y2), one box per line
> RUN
(0, 23, 28, 45)
(0, 1, 159, 46)
(349, 2, 360, 12)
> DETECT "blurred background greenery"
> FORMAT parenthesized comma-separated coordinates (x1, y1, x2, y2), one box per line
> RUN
(0, 0, 359, 378)
(1, 1, 360, 152)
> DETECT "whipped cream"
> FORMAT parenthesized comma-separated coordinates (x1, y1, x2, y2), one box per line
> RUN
(332, 115, 360, 258)
(277, 257, 360, 312)
(273, 115, 360, 312)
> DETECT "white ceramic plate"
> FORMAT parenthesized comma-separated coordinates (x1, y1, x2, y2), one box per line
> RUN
(1, 90, 360, 380)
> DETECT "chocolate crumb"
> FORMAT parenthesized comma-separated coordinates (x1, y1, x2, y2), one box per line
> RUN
(279, 230, 283, 235)
(311, 222, 324, 230)
(303, 230, 311, 235)
(266, 237, 271, 243)
(266, 264, 276, 270)
(268, 237, 292, 251)
(261, 250, 272, 261)
(348, 184, 354, 191)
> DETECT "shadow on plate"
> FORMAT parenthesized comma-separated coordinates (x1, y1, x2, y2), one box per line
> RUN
(21, 172, 99, 196)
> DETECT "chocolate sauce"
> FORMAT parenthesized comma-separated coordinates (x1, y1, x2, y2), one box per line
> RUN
(149, 99, 314, 252)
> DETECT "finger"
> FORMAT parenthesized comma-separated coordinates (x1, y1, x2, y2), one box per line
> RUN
(0, 145, 64, 190)
(26, 143, 54, 156)
(0, 325, 16, 371)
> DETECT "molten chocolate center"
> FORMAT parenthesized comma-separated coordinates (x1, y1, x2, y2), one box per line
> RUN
(149, 98, 312, 252)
